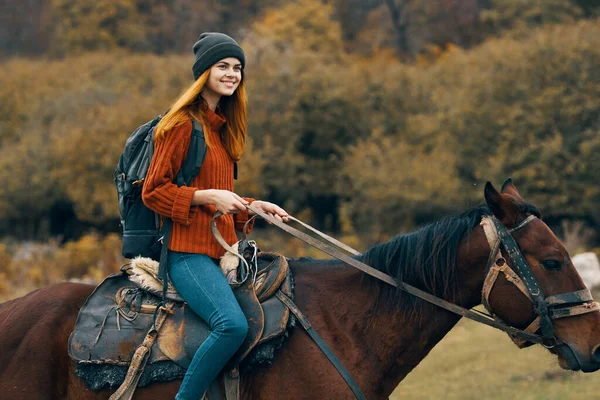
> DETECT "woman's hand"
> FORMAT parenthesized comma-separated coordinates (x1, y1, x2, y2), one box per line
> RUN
(249, 200, 289, 223)
(194, 189, 248, 214)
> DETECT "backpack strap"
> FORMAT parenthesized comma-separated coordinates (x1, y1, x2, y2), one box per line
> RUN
(157, 218, 172, 309)
(176, 120, 207, 187)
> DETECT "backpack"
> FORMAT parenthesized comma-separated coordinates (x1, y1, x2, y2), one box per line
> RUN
(114, 116, 207, 261)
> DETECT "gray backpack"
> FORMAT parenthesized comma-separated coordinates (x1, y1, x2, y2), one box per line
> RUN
(114, 117, 207, 261)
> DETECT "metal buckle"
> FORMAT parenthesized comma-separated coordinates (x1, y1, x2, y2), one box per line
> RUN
(542, 337, 558, 349)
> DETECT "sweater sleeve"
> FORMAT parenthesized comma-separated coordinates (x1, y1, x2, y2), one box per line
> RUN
(234, 197, 255, 233)
(142, 120, 198, 226)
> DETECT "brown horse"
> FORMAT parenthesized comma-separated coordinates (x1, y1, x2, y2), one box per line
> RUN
(1, 180, 600, 400)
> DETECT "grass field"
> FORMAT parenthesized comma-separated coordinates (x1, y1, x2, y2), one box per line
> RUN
(390, 317, 600, 400)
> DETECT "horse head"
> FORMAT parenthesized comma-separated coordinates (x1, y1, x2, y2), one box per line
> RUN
(483, 178, 600, 372)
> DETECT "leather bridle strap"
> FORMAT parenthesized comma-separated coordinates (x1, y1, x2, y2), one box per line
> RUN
(480, 215, 600, 348)
(275, 291, 367, 400)
(492, 216, 544, 299)
(493, 216, 556, 345)
(232, 206, 547, 345)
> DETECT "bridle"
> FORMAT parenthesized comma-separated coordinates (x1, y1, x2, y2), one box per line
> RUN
(480, 215, 600, 349)
(238, 206, 600, 349)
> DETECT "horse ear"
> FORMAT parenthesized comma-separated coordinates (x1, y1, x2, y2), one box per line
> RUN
(484, 182, 504, 219)
(500, 178, 513, 192)
(500, 178, 525, 202)
(484, 181, 522, 226)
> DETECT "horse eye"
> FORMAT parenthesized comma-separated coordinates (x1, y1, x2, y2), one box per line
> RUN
(542, 260, 562, 271)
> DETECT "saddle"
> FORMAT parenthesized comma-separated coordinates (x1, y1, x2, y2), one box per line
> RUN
(68, 243, 294, 399)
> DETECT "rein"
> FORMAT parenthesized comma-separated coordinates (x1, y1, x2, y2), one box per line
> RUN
(234, 205, 599, 346)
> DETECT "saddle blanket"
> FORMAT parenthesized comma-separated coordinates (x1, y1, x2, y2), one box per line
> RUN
(68, 251, 295, 390)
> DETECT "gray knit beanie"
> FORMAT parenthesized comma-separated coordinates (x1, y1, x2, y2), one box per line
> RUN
(192, 32, 246, 80)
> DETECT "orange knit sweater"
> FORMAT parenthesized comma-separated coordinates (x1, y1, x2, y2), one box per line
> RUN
(142, 106, 254, 259)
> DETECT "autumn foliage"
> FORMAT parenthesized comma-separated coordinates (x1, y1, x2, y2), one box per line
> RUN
(0, 0, 599, 298)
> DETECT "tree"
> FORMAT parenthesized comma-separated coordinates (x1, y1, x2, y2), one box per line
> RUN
(353, 0, 482, 57)
(50, 0, 148, 55)
(0, 53, 193, 234)
(242, 0, 367, 229)
(338, 18, 600, 235)
(0, 131, 63, 239)
(480, 0, 584, 37)
(0, 0, 53, 57)
(413, 19, 600, 221)
(340, 128, 461, 236)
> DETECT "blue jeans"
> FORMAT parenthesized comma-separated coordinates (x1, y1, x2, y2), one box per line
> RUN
(168, 252, 248, 400)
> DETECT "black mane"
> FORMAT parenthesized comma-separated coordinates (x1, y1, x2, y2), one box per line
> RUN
(290, 202, 541, 320)
(358, 204, 493, 319)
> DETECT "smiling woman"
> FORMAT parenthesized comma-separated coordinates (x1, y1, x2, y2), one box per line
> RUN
(140, 32, 289, 400)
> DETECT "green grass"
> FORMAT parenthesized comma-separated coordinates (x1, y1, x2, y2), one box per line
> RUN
(390, 318, 600, 399)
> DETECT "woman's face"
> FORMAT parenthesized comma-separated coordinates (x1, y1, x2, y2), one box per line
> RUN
(206, 57, 242, 97)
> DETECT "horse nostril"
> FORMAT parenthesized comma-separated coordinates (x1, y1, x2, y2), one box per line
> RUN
(592, 344, 600, 363)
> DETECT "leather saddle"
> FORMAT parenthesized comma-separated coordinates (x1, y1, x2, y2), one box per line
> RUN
(68, 246, 294, 393)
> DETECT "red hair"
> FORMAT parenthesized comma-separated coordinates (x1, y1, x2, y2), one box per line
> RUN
(154, 69, 248, 161)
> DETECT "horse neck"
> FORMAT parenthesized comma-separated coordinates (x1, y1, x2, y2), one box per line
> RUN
(350, 225, 491, 397)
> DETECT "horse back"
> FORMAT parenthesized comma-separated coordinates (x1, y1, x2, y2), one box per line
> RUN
(0, 282, 94, 399)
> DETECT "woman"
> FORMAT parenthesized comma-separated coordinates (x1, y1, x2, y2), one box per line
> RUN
(142, 32, 288, 400)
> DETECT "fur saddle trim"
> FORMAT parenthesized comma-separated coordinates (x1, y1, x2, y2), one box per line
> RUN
(220, 242, 240, 277)
(126, 256, 182, 301)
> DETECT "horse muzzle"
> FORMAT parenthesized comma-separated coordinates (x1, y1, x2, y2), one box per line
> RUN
(556, 342, 600, 373)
